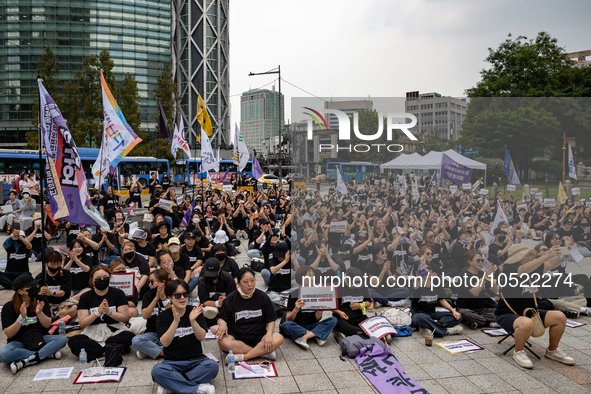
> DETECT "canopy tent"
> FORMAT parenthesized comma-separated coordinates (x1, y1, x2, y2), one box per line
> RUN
(380, 152, 422, 169)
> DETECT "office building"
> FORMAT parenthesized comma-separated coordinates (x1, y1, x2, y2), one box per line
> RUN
(405, 91, 467, 141)
(240, 87, 284, 154)
(324, 99, 373, 129)
(0, 0, 171, 147)
(172, 0, 230, 149)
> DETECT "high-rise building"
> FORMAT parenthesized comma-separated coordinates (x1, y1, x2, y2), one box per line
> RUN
(240, 87, 284, 154)
(172, 0, 229, 150)
(405, 91, 467, 141)
(0, 0, 171, 148)
(324, 99, 373, 129)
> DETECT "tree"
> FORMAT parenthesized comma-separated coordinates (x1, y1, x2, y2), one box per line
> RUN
(419, 128, 458, 154)
(61, 80, 81, 143)
(115, 73, 149, 156)
(341, 109, 394, 164)
(27, 46, 60, 148)
(75, 48, 115, 147)
(151, 63, 180, 160)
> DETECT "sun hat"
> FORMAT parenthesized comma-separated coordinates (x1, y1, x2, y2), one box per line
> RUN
(503, 244, 530, 265)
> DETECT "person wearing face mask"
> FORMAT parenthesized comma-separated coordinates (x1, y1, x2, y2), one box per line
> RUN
(36, 251, 76, 319)
(0, 273, 67, 374)
(129, 228, 156, 268)
(25, 213, 53, 261)
(132, 269, 170, 359)
(489, 228, 511, 263)
(90, 227, 117, 266)
(198, 258, 236, 328)
(167, 237, 192, 284)
(111, 211, 129, 250)
(148, 186, 174, 231)
(99, 186, 122, 225)
(0, 191, 21, 234)
(211, 243, 239, 279)
(109, 259, 139, 318)
(183, 232, 205, 292)
(128, 178, 143, 208)
(67, 265, 134, 362)
(18, 188, 36, 232)
(64, 239, 95, 296)
(121, 241, 150, 297)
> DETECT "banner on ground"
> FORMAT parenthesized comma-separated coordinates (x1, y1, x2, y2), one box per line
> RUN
(440, 153, 473, 184)
(38, 79, 109, 230)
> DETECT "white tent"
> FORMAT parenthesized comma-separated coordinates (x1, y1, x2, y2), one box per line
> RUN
(380, 152, 422, 169)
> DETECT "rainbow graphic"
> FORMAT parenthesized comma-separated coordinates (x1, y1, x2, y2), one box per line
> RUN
(303, 107, 329, 130)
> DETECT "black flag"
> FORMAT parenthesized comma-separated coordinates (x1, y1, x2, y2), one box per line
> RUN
(158, 102, 172, 143)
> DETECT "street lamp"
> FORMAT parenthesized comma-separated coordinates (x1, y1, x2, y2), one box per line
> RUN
(249, 66, 283, 186)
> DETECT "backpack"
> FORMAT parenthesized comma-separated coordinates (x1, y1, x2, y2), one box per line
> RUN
(338, 334, 387, 358)
(380, 308, 412, 327)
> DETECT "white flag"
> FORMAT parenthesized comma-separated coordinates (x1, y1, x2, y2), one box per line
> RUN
(232, 124, 249, 173)
(200, 127, 217, 173)
(412, 179, 420, 202)
(206, 171, 212, 191)
(215, 147, 220, 172)
(402, 176, 408, 194)
(337, 168, 347, 195)
(171, 117, 192, 159)
(568, 142, 577, 180)
(489, 201, 509, 245)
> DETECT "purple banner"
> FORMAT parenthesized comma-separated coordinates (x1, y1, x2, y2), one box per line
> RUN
(253, 155, 264, 180)
(440, 153, 473, 184)
(356, 344, 426, 394)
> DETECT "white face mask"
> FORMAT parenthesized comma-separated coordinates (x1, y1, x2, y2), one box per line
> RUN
(169, 245, 180, 254)
(480, 246, 489, 255)
(35, 220, 42, 226)
(192, 218, 199, 223)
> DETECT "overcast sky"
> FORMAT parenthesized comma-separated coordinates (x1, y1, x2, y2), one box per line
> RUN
(228, 0, 591, 134)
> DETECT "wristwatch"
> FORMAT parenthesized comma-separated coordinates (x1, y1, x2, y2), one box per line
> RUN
(53, 291, 56, 296)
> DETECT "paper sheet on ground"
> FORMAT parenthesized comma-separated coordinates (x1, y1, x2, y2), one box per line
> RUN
(73, 367, 126, 384)
(233, 363, 278, 379)
(481, 328, 508, 336)
(566, 320, 586, 328)
(437, 339, 483, 354)
(33, 367, 73, 381)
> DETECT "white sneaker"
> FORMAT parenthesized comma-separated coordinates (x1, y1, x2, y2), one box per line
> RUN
(157, 384, 171, 394)
(419, 328, 433, 338)
(136, 350, 148, 360)
(262, 351, 276, 361)
(390, 300, 407, 308)
(294, 337, 309, 350)
(581, 307, 591, 317)
(47, 351, 61, 360)
(545, 347, 575, 365)
(196, 383, 215, 394)
(513, 350, 533, 369)
(446, 325, 464, 335)
(203, 306, 219, 320)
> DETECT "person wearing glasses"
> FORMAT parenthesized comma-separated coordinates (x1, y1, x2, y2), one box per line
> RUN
(455, 250, 499, 329)
(132, 269, 170, 359)
(366, 243, 409, 308)
(151, 279, 217, 394)
(421, 229, 444, 270)
(67, 265, 134, 361)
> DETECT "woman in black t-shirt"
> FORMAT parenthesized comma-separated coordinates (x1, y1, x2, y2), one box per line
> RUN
(332, 267, 372, 340)
(64, 239, 94, 295)
(0, 273, 67, 374)
(109, 259, 139, 318)
(215, 267, 284, 363)
(130, 228, 157, 268)
(36, 250, 76, 318)
(67, 265, 135, 361)
(151, 279, 218, 394)
(131, 269, 170, 359)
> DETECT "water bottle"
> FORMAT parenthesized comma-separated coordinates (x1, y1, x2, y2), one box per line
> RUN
(329, 248, 333, 256)
(79, 348, 87, 371)
(227, 350, 235, 373)
(58, 319, 66, 336)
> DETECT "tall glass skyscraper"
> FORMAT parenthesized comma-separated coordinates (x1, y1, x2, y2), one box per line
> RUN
(0, 0, 171, 148)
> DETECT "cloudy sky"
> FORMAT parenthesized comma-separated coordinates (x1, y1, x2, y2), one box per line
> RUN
(228, 0, 591, 130)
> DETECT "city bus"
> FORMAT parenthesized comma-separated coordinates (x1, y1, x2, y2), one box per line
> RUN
(173, 159, 253, 185)
(0, 148, 169, 191)
(326, 161, 379, 182)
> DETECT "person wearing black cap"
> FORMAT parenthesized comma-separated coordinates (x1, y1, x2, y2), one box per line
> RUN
(558, 217, 575, 243)
(0, 273, 67, 374)
(183, 232, 205, 292)
(198, 257, 236, 327)
(152, 221, 172, 254)
(489, 227, 511, 263)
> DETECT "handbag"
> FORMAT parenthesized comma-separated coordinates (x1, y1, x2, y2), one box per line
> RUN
(249, 257, 265, 272)
(501, 279, 545, 338)
(21, 329, 46, 351)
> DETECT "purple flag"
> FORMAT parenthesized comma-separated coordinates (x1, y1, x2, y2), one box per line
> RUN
(181, 202, 193, 228)
(430, 172, 438, 189)
(253, 155, 264, 180)
(440, 153, 473, 184)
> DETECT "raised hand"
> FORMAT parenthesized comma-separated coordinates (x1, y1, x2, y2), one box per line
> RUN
(189, 304, 203, 321)
(35, 300, 45, 314)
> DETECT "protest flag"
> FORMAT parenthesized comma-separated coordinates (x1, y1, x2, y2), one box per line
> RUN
(568, 142, 577, 180)
(200, 127, 217, 173)
(337, 168, 347, 195)
(440, 153, 473, 184)
(158, 102, 172, 143)
(558, 182, 567, 204)
(171, 116, 192, 159)
(232, 124, 249, 173)
(196, 94, 212, 141)
(38, 80, 109, 230)
(253, 154, 264, 180)
(488, 201, 508, 245)
(504, 147, 521, 186)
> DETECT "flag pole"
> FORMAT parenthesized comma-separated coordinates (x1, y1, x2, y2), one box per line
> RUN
(37, 78, 47, 283)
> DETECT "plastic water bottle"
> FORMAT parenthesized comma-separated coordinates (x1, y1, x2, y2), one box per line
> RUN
(58, 319, 66, 336)
(329, 248, 333, 256)
(79, 348, 87, 371)
(227, 350, 235, 373)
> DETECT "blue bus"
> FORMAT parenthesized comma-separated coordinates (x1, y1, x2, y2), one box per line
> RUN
(0, 148, 169, 191)
(173, 159, 253, 185)
(326, 161, 379, 182)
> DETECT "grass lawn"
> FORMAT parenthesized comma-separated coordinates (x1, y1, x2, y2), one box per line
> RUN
(493, 181, 590, 201)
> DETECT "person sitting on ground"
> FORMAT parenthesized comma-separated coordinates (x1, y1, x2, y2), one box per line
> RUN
(152, 221, 172, 254)
(0, 273, 68, 374)
(129, 228, 157, 268)
(265, 242, 295, 304)
(109, 259, 139, 318)
(494, 244, 575, 369)
(64, 239, 95, 296)
(410, 263, 463, 338)
(488, 227, 511, 263)
(215, 267, 284, 363)
(281, 265, 337, 350)
(182, 231, 204, 292)
(211, 243, 239, 278)
(198, 257, 236, 328)
(151, 279, 218, 394)
(157, 251, 185, 281)
(36, 250, 77, 319)
(366, 243, 410, 308)
(132, 269, 170, 360)
(455, 250, 499, 329)
(0, 229, 33, 290)
(332, 267, 372, 343)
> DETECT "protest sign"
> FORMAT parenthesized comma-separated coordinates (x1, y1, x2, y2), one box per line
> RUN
(359, 315, 398, 339)
(298, 285, 338, 311)
(481, 328, 508, 337)
(566, 320, 586, 328)
(530, 187, 538, 194)
(507, 184, 516, 192)
(222, 184, 232, 192)
(535, 192, 543, 200)
(462, 183, 471, 190)
(449, 185, 458, 194)
(572, 187, 580, 196)
(437, 339, 483, 354)
(158, 198, 173, 211)
(233, 363, 278, 380)
(544, 198, 556, 208)
(374, 180, 380, 185)
(516, 203, 528, 213)
(176, 195, 184, 205)
(110, 272, 136, 297)
(479, 189, 489, 195)
(74, 367, 126, 384)
(329, 221, 347, 233)
(282, 184, 289, 191)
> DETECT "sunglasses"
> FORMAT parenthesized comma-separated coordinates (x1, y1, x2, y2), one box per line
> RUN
(540, 248, 548, 252)
(476, 259, 483, 263)
(148, 280, 159, 286)
(425, 252, 432, 256)
(582, 223, 590, 227)
(466, 227, 473, 230)
(171, 292, 190, 300)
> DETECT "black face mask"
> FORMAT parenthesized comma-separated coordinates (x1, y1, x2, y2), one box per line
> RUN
(48, 266, 60, 274)
(497, 236, 506, 243)
(94, 278, 110, 290)
(124, 251, 135, 260)
(154, 192, 161, 199)
(26, 286, 40, 298)
(215, 253, 226, 261)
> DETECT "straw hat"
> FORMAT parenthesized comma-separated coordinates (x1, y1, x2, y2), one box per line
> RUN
(503, 244, 530, 265)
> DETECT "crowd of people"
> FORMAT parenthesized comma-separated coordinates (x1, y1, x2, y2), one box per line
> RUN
(1, 171, 590, 392)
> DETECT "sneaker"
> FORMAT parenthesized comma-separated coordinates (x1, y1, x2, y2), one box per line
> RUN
(581, 307, 591, 317)
(157, 384, 171, 394)
(47, 351, 62, 360)
(419, 328, 433, 338)
(203, 306, 219, 320)
(446, 325, 464, 335)
(294, 337, 310, 350)
(564, 310, 579, 319)
(315, 337, 326, 347)
(10, 360, 24, 375)
(468, 321, 479, 330)
(390, 300, 407, 308)
(196, 383, 215, 394)
(262, 351, 276, 361)
(334, 331, 346, 344)
(545, 347, 575, 365)
(513, 350, 534, 369)
(489, 322, 501, 328)
(136, 350, 148, 360)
